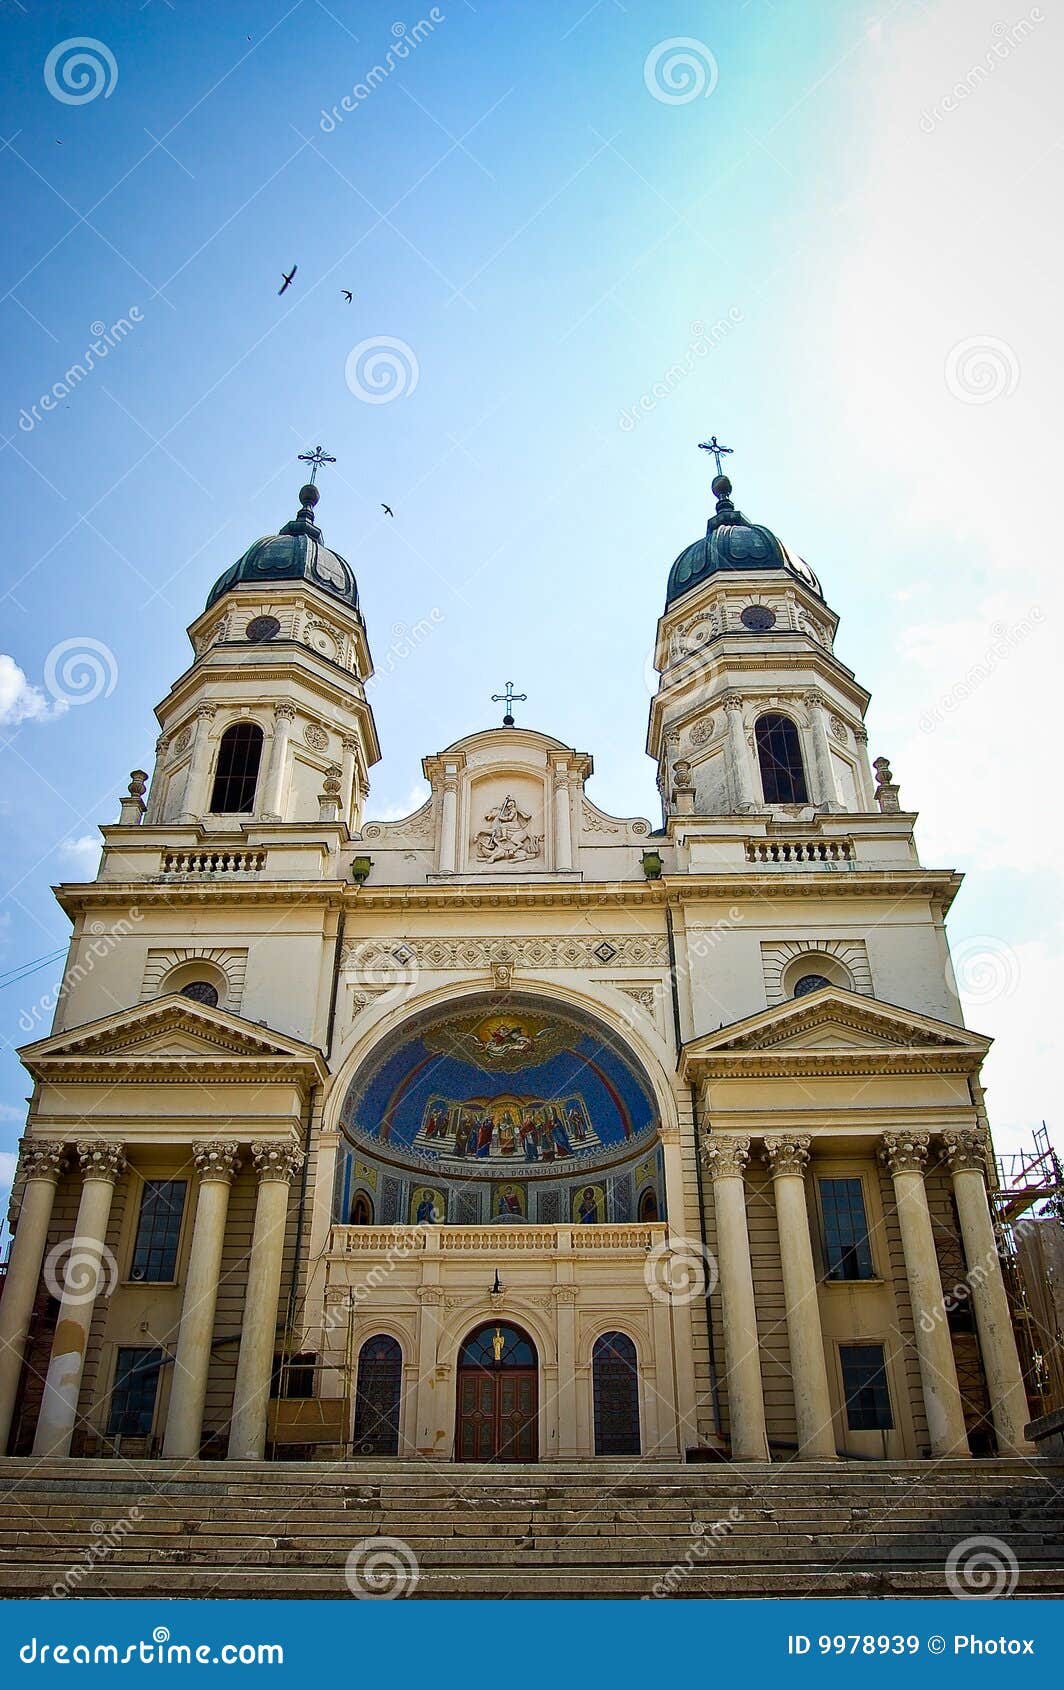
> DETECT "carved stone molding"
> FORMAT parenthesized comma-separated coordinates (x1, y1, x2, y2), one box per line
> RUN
(700, 1134, 751, 1178)
(879, 1130, 930, 1177)
(416, 1286, 444, 1307)
(250, 1141, 304, 1184)
(141, 946, 248, 1011)
(941, 1128, 991, 1178)
(552, 1285, 579, 1304)
(193, 1141, 242, 1184)
(346, 933, 670, 972)
(760, 937, 872, 1005)
(76, 1141, 127, 1184)
(763, 1132, 812, 1179)
(723, 693, 744, 712)
(274, 701, 297, 723)
(688, 716, 715, 747)
(304, 722, 329, 751)
(18, 1140, 68, 1184)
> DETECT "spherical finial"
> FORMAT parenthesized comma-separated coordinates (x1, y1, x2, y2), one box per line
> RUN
(299, 482, 320, 509)
(711, 474, 732, 501)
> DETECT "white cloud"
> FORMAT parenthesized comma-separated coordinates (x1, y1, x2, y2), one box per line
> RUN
(0, 654, 53, 726)
(367, 783, 431, 822)
(59, 835, 102, 875)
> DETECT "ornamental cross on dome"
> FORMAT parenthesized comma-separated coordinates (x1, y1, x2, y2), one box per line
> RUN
(297, 444, 336, 485)
(698, 435, 733, 477)
(491, 680, 527, 727)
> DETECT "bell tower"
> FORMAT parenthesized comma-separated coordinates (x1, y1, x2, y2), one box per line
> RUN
(647, 442, 877, 822)
(141, 452, 380, 834)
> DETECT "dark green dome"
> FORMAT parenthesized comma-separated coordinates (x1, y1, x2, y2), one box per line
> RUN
(206, 483, 358, 612)
(666, 476, 822, 607)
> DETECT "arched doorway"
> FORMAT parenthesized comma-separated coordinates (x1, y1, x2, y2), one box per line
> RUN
(352, 1335, 402, 1455)
(593, 1332, 640, 1455)
(456, 1323, 538, 1462)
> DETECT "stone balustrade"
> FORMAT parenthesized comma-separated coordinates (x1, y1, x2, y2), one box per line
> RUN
(331, 1222, 665, 1255)
(745, 838, 854, 864)
(160, 849, 267, 876)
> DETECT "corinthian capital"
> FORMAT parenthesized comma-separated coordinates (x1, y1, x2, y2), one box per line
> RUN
(18, 1139, 69, 1184)
(700, 1133, 751, 1178)
(941, 1128, 991, 1178)
(250, 1141, 304, 1184)
(193, 1141, 242, 1184)
(879, 1130, 930, 1177)
(763, 1133, 812, 1179)
(76, 1141, 127, 1184)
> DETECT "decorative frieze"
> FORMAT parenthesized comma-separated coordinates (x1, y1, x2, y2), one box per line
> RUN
(340, 933, 670, 973)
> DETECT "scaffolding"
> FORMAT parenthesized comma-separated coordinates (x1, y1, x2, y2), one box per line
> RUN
(992, 1124, 1063, 1419)
(993, 1123, 1063, 1223)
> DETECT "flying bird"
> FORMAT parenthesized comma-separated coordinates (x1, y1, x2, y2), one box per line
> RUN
(278, 266, 297, 295)
(381, 503, 394, 518)
(341, 289, 353, 302)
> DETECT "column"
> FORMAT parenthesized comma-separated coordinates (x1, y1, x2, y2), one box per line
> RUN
(553, 1285, 579, 1456)
(763, 1134, 838, 1459)
(657, 1124, 698, 1448)
(853, 726, 876, 810)
(700, 1134, 769, 1460)
(414, 1284, 443, 1455)
(161, 1142, 241, 1459)
(262, 702, 296, 821)
(226, 1141, 303, 1461)
(32, 1142, 126, 1458)
(437, 764, 459, 872)
(723, 694, 759, 810)
(553, 767, 573, 871)
(180, 703, 217, 819)
(880, 1131, 971, 1458)
(0, 1141, 68, 1452)
(340, 735, 360, 827)
(804, 691, 842, 810)
(942, 1129, 1034, 1455)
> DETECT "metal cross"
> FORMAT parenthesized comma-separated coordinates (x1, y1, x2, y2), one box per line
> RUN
(491, 680, 527, 725)
(297, 445, 337, 485)
(698, 435, 733, 477)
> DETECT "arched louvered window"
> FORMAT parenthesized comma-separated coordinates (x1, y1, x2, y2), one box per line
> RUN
(209, 722, 263, 814)
(353, 1335, 402, 1455)
(755, 713, 808, 805)
(350, 1191, 373, 1225)
(593, 1331, 640, 1455)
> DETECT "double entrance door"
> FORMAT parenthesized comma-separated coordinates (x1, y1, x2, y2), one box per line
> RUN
(455, 1323, 538, 1462)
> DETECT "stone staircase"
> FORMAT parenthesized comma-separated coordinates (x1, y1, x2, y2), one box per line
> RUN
(1, 1457, 1063, 1599)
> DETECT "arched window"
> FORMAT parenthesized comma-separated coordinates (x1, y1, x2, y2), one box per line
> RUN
(352, 1335, 402, 1455)
(755, 713, 808, 805)
(593, 1332, 640, 1455)
(638, 1187, 659, 1222)
(793, 972, 831, 998)
(181, 980, 219, 1007)
(350, 1191, 373, 1225)
(209, 722, 263, 814)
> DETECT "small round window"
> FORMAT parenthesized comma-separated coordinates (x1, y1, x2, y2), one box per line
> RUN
(182, 980, 220, 1007)
(245, 615, 281, 643)
(792, 972, 830, 998)
(741, 605, 776, 631)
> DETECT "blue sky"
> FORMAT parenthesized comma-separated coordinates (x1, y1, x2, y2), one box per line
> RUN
(1, 0, 1060, 1212)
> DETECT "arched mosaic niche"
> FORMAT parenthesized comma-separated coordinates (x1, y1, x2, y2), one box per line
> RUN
(335, 996, 665, 1224)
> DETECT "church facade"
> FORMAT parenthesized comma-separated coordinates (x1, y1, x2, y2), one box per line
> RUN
(0, 456, 1033, 1468)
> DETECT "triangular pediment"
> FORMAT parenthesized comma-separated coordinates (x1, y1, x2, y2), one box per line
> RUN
(19, 995, 326, 1085)
(680, 987, 989, 1079)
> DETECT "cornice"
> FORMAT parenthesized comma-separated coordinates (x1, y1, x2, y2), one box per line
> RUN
(693, 1047, 987, 1079)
